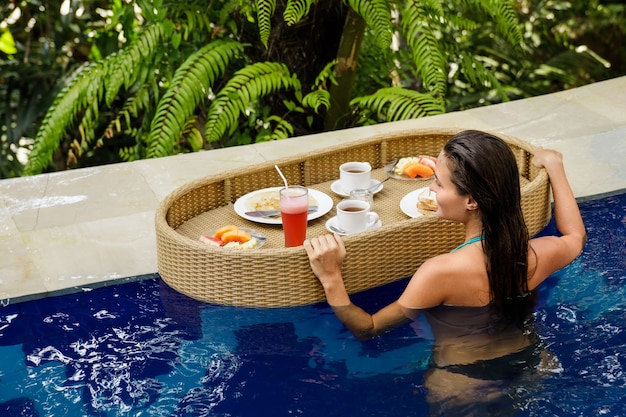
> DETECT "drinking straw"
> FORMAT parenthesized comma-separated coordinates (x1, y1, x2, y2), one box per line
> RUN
(275, 165, 289, 189)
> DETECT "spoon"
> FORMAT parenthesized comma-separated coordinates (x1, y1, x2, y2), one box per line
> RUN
(328, 224, 348, 235)
(368, 177, 389, 192)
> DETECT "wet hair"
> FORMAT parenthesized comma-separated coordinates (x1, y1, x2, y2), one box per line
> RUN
(443, 130, 530, 323)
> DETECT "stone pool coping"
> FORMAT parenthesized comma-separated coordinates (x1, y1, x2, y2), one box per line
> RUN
(1, 76, 625, 302)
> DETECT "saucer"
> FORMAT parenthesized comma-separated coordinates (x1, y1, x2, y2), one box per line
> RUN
(325, 216, 382, 236)
(330, 179, 384, 197)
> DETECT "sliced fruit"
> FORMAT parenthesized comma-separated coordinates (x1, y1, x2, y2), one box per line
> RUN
(221, 229, 252, 243)
(403, 162, 434, 178)
(418, 155, 437, 170)
(214, 225, 239, 240)
(199, 235, 225, 246)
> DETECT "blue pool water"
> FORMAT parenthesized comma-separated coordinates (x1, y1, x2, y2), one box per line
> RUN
(1, 190, 625, 416)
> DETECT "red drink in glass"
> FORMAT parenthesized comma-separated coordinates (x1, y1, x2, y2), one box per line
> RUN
(279, 186, 309, 247)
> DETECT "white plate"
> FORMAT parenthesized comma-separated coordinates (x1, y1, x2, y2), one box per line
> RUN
(325, 216, 382, 236)
(330, 179, 384, 197)
(384, 157, 435, 181)
(234, 187, 333, 225)
(400, 187, 436, 218)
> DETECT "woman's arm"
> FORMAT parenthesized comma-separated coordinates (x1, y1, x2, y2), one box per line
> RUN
(303, 234, 410, 340)
(529, 148, 587, 285)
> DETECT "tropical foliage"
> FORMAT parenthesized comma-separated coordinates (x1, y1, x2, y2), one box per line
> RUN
(1, 0, 624, 178)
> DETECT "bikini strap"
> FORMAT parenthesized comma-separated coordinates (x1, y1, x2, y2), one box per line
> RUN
(450, 236, 484, 252)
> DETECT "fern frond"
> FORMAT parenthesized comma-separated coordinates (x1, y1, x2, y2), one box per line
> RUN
(414, 0, 445, 17)
(101, 80, 157, 144)
(402, 1, 448, 96)
(257, 0, 277, 48)
(351, 86, 445, 122)
(459, 53, 508, 101)
(72, 97, 100, 162)
(216, 0, 246, 34)
(119, 143, 146, 162)
(443, 11, 479, 32)
(104, 23, 169, 106)
(119, 146, 136, 162)
(465, 0, 522, 47)
(283, 0, 314, 26)
(346, 0, 392, 50)
(179, 10, 213, 41)
(302, 90, 330, 113)
(186, 126, 204, 152)
(24, 61, 108, 175)
(256, 115, 294, 142)
(166, 2, 216, 35)
(205, 62, 302, 142)
(301, 60, 335, 112)
(146, 40, 244, 158)
(25, 21, 171, 174)
(313, 60, 338, 89)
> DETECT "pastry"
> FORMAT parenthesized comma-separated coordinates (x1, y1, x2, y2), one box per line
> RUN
(416, 192, 438, 215)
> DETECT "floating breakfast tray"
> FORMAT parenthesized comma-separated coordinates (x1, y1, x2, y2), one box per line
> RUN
(155, 128, 551, 307)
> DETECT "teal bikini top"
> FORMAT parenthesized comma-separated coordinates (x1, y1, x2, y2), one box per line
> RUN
(450, 236, 483, 252)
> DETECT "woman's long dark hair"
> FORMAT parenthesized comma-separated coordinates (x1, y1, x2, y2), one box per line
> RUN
(443, 130, 530, 323)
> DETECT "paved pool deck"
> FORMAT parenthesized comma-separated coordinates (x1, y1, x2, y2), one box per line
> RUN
(1, 76, 625, 303)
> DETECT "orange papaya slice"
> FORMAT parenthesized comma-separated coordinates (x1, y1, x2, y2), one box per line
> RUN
(214, 225, 239, 240)
(221, 229, 252, 244)
(403, 162, 434, 178)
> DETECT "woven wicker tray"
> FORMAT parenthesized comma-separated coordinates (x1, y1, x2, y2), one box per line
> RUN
(155, 128, 551, 307)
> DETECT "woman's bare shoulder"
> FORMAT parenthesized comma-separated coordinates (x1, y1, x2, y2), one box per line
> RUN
(399, 253, 484, 308)
(528, 235, 582, 289)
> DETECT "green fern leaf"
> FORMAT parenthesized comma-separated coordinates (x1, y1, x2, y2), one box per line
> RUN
(24, 61, 108, 175)
(146, 40, 244, 158)
(416, 0, 444, 16)
(313, 60, 338, 89)
(402, 2, 448, 96)
(74, 99, 100, 158)
(104, 24, 168, 106)
(257, 0, 277, 48)
(187, 127, 204, 152)
(302, 90, 330, 113)
(256, 115, 294, 142)
(102, 80, 157, 144)
(119, 145, 145, 162)
(346, 0, 392, 50)
(205, 62, 302, 143)
(465, 0, 522, 47)
(283, 0, 313, 26)
(351, 86, 445, 122)
(459, 53, 508, 101)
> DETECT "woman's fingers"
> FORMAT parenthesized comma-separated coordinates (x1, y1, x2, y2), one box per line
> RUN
(304, 234, 346, 278)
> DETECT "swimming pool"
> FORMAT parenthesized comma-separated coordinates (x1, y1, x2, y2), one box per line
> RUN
(1, 190, 625, 416)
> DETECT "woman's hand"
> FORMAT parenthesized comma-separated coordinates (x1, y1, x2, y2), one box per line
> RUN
(304, 233, 407, 338)
(303, 233, 346, 290)
(532, 147, 563, 170)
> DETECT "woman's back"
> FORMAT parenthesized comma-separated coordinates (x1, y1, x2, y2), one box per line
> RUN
(424, 303, 537, 367)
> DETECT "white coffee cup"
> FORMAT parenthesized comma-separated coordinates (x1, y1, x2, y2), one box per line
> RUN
(336, 200, 380, 234)
(339, 162, 371, 193)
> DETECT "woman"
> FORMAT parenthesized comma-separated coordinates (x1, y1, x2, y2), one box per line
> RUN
(303, 130, 586, 412)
